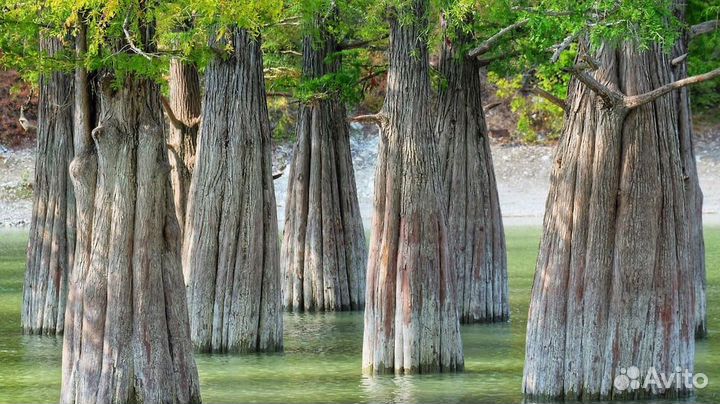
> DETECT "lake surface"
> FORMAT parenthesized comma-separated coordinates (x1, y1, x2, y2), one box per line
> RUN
(0, 227, 718, 403)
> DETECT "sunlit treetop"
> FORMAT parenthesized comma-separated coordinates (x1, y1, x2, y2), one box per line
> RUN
(0, 0, 289, 84)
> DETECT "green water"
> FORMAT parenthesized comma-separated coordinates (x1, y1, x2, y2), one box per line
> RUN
(0, 227, 719, 403)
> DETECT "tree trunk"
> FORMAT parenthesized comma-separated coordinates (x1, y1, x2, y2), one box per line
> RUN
(22, 37, 75, 335)
(523, 42, 694, 400)
(435, 32, 508, 324)
(281, 32, 367, 312)
(672, 6, 706, 339)
(182, 29, 282, 353)
(60, 71, 201, 403)
(362, 0, 463, 374)
(167, 59, 201, 233)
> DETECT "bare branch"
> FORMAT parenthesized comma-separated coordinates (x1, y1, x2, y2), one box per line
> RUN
(280, 50, 302, 57)
(520, 69, 567, 110)
(468, 19, 529, 59)
(161, 96, 185, 130)
(477, 51, 519, 67)
(550, 33, 578, 63)
(122, 15, 159, 60)
(340, 34, 389, 51)
(529, 87, 567, 110)
(267, 92, 294, 98)
(18, 106, 37, 131)
(483, 101, 503, 112)
(272, 171, 284, 180)
(672, 53, 688, 66)
(511, 7, 575, 17)
(348, 113, 386, 126)
(690, 19, 719, 39)
(264, 16, 302, 28)
(624, 67, 720, 109)
(358, 68, 388, 85)
(567, 60, 624, 107)
(160, 96, 200, 130)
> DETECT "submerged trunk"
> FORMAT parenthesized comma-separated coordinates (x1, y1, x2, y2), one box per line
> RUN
(167, 59, 201, 233)
(672, 7, 706, 339)
(182, 29, 282, 353)
(362, 0, 463, 374)
(435, 33, 508, 324)
(523, 42, 694, 400)
(60, 72, 201, 403)
(281, 33, 367, 312)
(22, 37, 75, 335)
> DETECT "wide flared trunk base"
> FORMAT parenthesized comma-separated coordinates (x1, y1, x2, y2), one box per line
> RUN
(23, 38, 75, 336)
(523, 43, 694, 400)
(182, 29, 282, 354)
(282, 35, 367, 312)
(61, 76, 201, 404)
(436, 34, 509, 324)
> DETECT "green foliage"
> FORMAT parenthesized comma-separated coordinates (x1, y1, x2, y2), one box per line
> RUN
(489, 71, 565, 143)
(687, 0, 720, 115)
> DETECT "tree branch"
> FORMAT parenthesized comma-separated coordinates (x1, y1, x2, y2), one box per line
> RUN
(348, 113, 386, 126)
(529, 87, 567, 110)
(160, 96, 200, 130)
(550, 33, 578, 63)
(511, 7, 576, 17)
(483, 101, 503, 112)
(624, 67, 720, 109)
(477, 51, 519, 67)
(267, 92, 294, 98)
(122, 15, 160, 60)
(18, 106, 37, 131)
(264, 16, 301, 28)
(690, 19, 719, 39)
(570, 66, 625, 105)
(339, 34, 389, 50)
(672, 53, 688, 66)
(468, 19, 529, 59)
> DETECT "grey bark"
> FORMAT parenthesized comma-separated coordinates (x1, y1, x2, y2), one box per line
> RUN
(182, 29, 282, 353)
(362, 0, 463, 374)
(281, 30, 367, 312)
(672, 5, 706, 339)
(60, 20, 201, 401)
(435, 32, 508, 324)
(22, 37, 75, 335)
(167, 59, 201, 233)
(523, 41, 695, 400)
(60, 72, 201, 403)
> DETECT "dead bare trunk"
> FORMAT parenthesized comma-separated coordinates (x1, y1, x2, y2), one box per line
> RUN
(182, 29, 282, 353)
(281, 31, 367, 312)
(167, 59, 201, 233)
(523, 41, 694, 400)
(362, 0, 463, 374)
(672, 6, 706, 339)
(435, 33, 508, 324)
(22, 37, 75, 335)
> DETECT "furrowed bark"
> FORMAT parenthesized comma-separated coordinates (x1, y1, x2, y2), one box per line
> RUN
(435, 32, 508, 324)
(362, 0, 463, 374)
(673, 5, 706, 339)
(60, 15, 201, 401)
(523, 40, 695, 400)
(167, 59, 200, 233)
(60, 73, 201, 404)
(182, 29, 282, 353)
(281, 28, 367, 312)
(23, 37, 75, 335)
